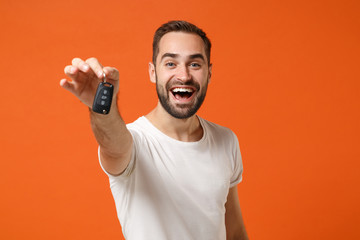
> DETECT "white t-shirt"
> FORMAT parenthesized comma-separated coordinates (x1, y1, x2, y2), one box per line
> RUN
(99, 116, 243, 240)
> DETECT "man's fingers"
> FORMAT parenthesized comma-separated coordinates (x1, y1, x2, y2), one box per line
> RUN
(72, 57, 90, 72)
(103, 67, 119, 81)
(60, 57, 120, 107)
(59, 78, 75, 93)
(64, 65, 78, 77)
(86, 57, 104, 79)
(69, 57, 99, 88)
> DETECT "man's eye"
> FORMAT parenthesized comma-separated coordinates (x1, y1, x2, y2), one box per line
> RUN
(190, 63, 201, 68)
(165, 62, 175, 67)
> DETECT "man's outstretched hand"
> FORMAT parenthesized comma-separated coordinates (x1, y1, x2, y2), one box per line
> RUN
(60, 57, 119, 108)
(60, 57, 132, 176)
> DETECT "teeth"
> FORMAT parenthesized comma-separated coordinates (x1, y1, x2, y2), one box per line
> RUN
(172, 88, 194, 93)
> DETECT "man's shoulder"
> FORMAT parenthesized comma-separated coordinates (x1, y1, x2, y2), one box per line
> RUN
(125, 116, 150, 139)
(199, 116, 237, 140)
(200, 116, 234, 133)
(126, 116, 145, 128)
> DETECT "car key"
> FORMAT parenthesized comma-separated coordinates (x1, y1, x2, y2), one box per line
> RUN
(92, 73, 114, 114)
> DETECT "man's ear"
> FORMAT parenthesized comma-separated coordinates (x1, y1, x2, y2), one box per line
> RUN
(149, 62, 156, 83)
(208, 63, 213, 83)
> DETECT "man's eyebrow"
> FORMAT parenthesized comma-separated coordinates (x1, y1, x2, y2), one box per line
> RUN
(189, 53, 205, 61)
(160, 53, 205, 61)
(161, 53, 179, 61)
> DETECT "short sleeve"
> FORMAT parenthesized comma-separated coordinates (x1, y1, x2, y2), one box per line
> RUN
(229, 132, 243, 188)
(98, 128, 139, 180)
(98, 147, 136, 178)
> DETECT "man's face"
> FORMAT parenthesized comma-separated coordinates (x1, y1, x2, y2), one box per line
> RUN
(149, 32, 212, 119)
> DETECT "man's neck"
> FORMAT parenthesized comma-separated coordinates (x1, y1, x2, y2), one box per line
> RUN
(145, 102, 203, 142)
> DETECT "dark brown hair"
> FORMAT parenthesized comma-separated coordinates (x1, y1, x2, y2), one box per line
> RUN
(152, 20, 211, 66)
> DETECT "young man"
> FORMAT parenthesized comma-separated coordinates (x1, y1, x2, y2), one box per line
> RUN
(60, 21, 249, 240)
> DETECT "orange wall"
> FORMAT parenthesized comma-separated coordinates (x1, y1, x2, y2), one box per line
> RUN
(1, 0, 359, 239)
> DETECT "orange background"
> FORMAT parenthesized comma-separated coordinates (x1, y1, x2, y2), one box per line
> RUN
(1, 0, 359, 239)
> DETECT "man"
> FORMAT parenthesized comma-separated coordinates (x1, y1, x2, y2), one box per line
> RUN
(60, 20, 249, 240)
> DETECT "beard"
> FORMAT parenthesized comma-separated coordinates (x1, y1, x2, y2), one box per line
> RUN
(156, 76, 208, 119)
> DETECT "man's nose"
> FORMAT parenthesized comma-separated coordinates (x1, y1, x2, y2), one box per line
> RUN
(176, 65, 191, 81)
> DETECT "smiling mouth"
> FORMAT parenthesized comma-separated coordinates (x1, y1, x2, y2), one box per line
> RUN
(171, 87, 194, 100)
(170, 87, 195, 100)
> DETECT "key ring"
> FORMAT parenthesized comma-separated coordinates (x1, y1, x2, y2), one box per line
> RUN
(103, 72, 107, 83)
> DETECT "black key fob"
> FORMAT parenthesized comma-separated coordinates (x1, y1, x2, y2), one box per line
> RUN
(92, 80, 113, 115)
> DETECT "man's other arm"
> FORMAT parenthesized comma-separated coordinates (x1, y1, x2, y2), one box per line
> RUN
(225, 186, 249, 240)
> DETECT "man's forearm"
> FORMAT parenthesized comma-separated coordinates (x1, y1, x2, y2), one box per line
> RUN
(90, 102, 133, 174)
